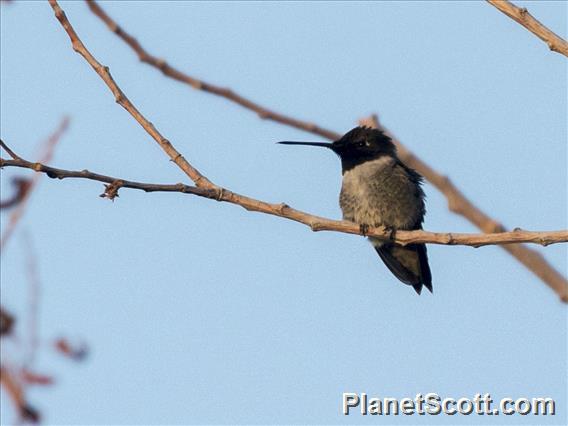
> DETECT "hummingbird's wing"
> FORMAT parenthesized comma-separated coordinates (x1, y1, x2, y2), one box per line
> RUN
(375, 243, 432, 294)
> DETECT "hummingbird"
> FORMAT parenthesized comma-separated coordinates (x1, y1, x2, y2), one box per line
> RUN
(279, 126, 432, 294)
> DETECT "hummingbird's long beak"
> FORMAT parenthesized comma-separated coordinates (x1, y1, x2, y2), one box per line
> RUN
(277, 141, 334, 149)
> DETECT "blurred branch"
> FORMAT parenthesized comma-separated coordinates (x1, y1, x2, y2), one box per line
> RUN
(0, 178, 31, 210)
(21, 369, 54, 386)
(54, 338, 88, 361)
(0, 308, 15, 336)
(486, 0, 568, 57)
(0, 367, 25, 419)
(0, 367, 40, 424)
(82, 0, 568, 301)
(0, 117, 69, 250)
(2, 155, 567, 251)
(23, 232, 40, 367)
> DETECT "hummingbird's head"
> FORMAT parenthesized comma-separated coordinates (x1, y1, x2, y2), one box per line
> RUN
(332, 126, 396, 159)
(278, 126, 396, 165)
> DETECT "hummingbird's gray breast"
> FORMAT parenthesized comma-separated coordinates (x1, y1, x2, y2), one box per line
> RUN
(339, 156, 425, 230)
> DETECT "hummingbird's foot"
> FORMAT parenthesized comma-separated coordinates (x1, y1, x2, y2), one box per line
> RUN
(359, 223, 370, 237)
(384, 226, 397, 241)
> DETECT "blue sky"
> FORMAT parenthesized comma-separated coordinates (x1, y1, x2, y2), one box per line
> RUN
(1, 1, 566, 425)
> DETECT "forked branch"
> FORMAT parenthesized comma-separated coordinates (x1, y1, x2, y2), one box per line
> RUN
(48, 0, 213, 189)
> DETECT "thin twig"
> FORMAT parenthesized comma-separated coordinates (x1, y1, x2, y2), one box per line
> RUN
(486, 0, 568, 57)
(2, 155, 567, 250)
(0, 117, 69, 250)
(83, 0, 568, 301)
(0, 139, 22, 160)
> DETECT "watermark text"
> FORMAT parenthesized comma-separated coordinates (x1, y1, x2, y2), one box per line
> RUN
(342, 392, 555, 416)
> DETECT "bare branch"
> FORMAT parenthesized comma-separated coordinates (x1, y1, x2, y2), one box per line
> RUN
(1, 154, 216, 198)
(2, 155, 567, 251)
(0, 117, 69, 250)
(48, 0, 213, 188)
(487, 0, 568, 57)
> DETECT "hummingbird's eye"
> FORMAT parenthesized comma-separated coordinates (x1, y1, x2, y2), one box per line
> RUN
(356, 141, 366, 147)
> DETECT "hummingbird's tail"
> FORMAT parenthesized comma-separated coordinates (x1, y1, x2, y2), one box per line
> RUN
(373, 242, 432, 294)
